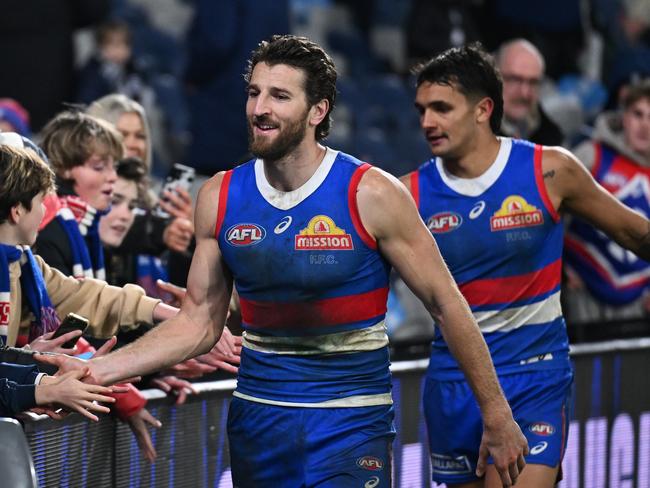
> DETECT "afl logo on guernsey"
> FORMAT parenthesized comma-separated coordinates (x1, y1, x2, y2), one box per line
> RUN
(426, 212, 463, 233)
(226, 223, 266, 246)
(295, 215, 354, 250)
(490, 195, 544, 231)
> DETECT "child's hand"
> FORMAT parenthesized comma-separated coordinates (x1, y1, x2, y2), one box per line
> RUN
(35, 369, 116, 421)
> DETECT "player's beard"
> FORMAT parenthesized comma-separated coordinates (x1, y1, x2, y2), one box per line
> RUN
(248, 110, 309, 162)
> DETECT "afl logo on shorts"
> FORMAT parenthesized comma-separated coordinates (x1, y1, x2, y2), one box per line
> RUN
(426, 212, 463, 233)
(356, 456, 384, 471)
(529, 422, 555, 436)
(226, 223, 266, 246)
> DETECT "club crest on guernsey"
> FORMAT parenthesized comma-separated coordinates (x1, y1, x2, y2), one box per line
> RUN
(490, 195, 544, 231)
(225, 223, 266, 246)
(295, 215, 354, 250)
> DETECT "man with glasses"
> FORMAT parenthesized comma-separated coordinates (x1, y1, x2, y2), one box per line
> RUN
(496, 39, 564, 146)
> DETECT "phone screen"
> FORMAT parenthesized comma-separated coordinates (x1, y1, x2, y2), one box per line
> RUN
(52, 313, 89, 349)
(153, 163, 196, 218)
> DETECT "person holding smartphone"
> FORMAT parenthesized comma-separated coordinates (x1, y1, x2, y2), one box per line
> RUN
(0, 136, 237, 460)
(0, 136, 176, 457)
(86, 94, 195, 292)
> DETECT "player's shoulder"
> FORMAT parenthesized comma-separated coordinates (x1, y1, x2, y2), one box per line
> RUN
(197, 171, 230, 201)
(195, 171, 230, 236)
(355, 166, 414, 222)
(358, 166, 405, 197)
(539, 144, 582, 173)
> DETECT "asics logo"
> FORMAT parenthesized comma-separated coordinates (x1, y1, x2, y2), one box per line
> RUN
(364, 476, 380, 488)
(469, 201, 486, 219)
(530, 441, 548, 455)
(274, 216, 292, 234)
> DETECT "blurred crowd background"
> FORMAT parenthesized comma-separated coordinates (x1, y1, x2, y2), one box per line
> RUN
(2, 0, 650, 345)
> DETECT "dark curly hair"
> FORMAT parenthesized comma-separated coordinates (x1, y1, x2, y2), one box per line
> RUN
(245, 35, 337, 141)
(414, 43, 504, 133)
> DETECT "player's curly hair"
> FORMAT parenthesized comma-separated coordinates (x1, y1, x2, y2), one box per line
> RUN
(245, 34, 337, 141)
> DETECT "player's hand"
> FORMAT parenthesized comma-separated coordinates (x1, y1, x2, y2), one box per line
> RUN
(126, 408, 161, 462)
(156, 279, 186, 307)
(163, 217, 193, 253)
(477, 412, 528, 486)
(35, 351, 89, 378)
(160, 187, 193, 221)
(150, 375, 197, 405)
(28, 330, 81, 355)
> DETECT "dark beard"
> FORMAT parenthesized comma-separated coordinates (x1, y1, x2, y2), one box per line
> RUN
(248, 113, 308, 162)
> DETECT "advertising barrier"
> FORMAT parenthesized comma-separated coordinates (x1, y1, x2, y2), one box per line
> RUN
(23, 338, 650, 487)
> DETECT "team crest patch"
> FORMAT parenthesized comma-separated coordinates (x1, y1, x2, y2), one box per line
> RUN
(295, 215, 354, 250)
(225, 223, 266, 246)
(490, 195, 544, 231)
(426, 212, 463, 233)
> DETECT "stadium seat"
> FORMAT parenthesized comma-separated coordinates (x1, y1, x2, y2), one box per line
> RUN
(0, 417, 38, 488)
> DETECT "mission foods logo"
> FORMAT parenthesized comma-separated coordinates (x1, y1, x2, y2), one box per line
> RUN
(490, 195, 544, 231)
(226, 223, 266, 246)
(426, 212, 462, 233)
(295, 215, 354, 250)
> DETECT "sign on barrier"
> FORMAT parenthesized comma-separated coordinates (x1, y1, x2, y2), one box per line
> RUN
(22, 339, 650, 487)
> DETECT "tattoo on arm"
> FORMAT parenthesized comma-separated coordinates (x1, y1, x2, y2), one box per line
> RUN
(543, 170, 555, 179)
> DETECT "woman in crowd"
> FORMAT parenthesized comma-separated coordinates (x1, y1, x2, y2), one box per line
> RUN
(86, 94, 194, 291)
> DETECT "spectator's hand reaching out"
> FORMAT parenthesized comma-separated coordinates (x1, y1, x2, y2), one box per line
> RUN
(151, 375, 197, 405)
(28, 329, 82, 355)
(126, 408, 162, 462)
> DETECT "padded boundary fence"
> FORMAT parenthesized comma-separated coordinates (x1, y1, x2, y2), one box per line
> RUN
(24, 339, 650, 487)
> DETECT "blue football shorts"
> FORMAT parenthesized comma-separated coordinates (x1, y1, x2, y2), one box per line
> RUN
(423, 367, 573, 485)
(227, 397, 396, 487)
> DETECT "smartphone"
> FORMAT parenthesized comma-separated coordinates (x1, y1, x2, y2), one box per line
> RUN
(52, 313, 89, 349)
(153, 163, 196, 218)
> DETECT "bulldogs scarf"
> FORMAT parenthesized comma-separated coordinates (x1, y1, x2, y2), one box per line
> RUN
(0, 245, 60, 344)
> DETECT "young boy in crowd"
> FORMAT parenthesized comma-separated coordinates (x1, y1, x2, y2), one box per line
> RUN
(0, 136, 179, 441)
(0, 141, 153, 420)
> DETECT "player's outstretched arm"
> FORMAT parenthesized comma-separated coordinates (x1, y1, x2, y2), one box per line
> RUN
(359, 168, 528, 487)
(543, 146, 650, 260)
(43, 174, 234, 386)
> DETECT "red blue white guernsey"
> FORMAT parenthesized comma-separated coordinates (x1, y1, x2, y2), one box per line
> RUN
(565, 142, 650, 305)
(409, 138, 570, 380)
(216, 148, 392, 406)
